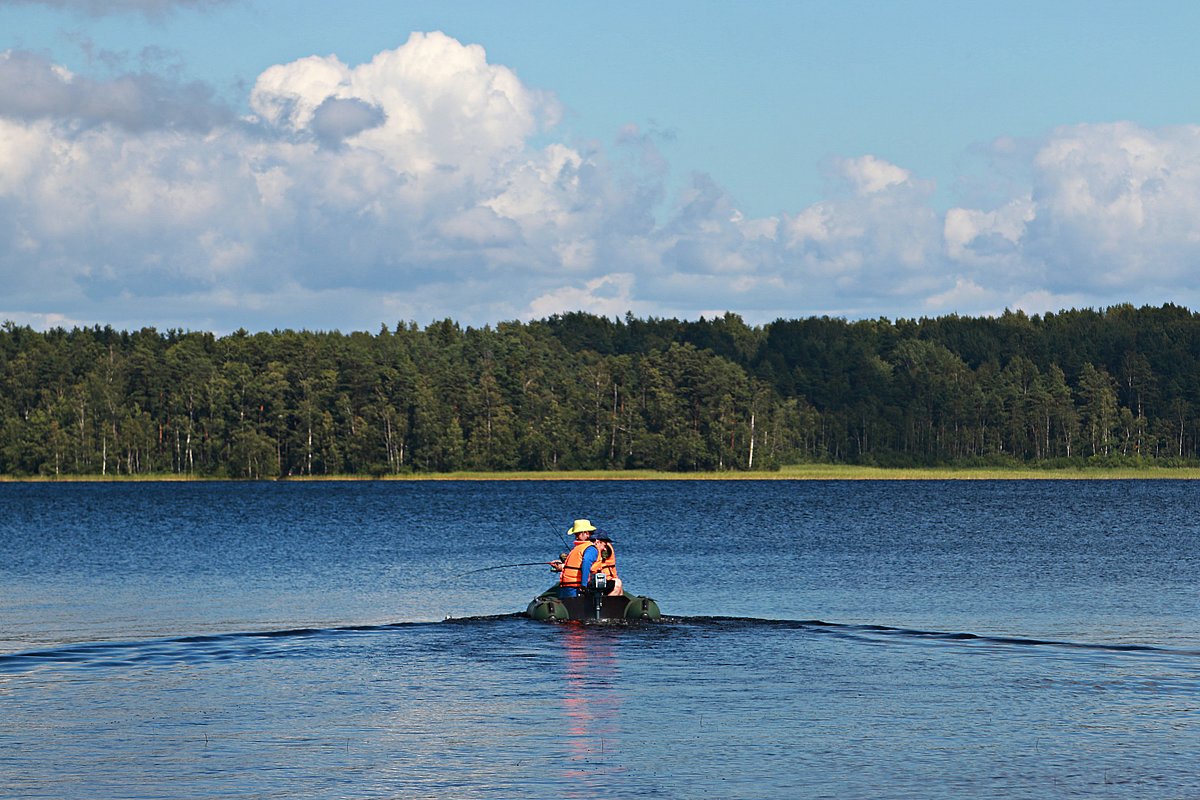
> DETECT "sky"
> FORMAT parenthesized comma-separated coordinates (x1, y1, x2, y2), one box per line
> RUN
(3, 0, 1200, 333)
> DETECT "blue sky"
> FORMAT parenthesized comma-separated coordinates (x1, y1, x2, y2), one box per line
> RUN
(3, 0, 1200, 332)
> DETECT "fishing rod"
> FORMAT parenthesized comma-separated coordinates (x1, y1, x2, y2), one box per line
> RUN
(451, 515, 569, 583)
(532, 510, 572, 553)
(461, 561, 553, 576)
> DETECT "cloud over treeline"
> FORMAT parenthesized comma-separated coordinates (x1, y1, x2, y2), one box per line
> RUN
(2, 32, 1200, 332)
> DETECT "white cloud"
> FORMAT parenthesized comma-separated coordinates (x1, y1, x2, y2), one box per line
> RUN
(774, 156, 943, 313)
(5, 34, 1200, 333)
(250, 54, 351, 130)
(0, 34, 579, 328)
(943, 197, 1033, 263)
(1023, 122, 1200, 291)
(250, 32, 555, 184)
(1009, 289, 1088, 317)
(524, 273, 640, 320)
(837, 154, 912, 194)
(0, 310, 87, 329)
(923, 277, 994, 312)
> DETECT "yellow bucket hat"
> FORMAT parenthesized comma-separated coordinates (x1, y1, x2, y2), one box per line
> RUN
(568, 519, 597, 535)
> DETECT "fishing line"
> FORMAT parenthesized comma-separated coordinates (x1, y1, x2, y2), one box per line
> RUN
(532, 510, 572, 553)
(461, 561, 552, 576)
(444, 512, 570, 586)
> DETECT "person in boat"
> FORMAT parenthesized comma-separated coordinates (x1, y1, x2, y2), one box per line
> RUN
(590, 531, 623, 597)
(549, 519, 600, 598)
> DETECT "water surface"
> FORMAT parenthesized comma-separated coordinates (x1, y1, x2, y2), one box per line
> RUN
(1, 480, 1197, 798)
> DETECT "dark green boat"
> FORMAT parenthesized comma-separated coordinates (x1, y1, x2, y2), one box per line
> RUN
(526, 587, 661, 622)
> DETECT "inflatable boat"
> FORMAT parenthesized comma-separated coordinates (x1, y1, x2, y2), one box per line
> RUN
(526, 587, 661, 622)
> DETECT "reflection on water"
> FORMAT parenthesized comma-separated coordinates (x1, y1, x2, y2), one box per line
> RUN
(559, 625, 622, 797)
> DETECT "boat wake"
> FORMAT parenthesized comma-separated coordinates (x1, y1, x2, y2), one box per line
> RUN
(0, 621, 440, 676)
(3, 614, 1195, 677)
(670, 616, 1200, 658)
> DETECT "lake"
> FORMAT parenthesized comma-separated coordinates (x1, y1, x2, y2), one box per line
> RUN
(1, 479, 1197, 798)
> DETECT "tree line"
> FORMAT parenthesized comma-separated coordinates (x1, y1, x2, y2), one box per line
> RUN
(3, 303, 1200, 477)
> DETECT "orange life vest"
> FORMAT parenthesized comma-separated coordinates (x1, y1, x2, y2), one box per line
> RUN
(593, 540, 618, 583)
(559, 539, 598, 589)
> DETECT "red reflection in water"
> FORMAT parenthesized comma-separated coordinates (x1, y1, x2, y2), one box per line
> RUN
(558, 624, 621, 792)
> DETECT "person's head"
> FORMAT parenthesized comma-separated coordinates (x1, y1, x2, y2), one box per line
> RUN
(591, 531, 613, 558)
(568, 519, 597, 539)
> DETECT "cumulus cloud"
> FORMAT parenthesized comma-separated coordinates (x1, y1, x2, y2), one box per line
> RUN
(940, 122, 1200, 314)
(249, 33, 557, 178)
(776, 156, 943, 313)
(4, 31, 1200, 333)
(1024, 123, 1200, 286)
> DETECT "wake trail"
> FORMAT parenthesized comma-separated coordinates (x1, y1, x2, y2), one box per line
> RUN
(3, 613, 1195, 676)
(674, 615, 1200, 658)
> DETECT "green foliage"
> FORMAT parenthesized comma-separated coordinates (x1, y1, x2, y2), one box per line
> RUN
(3, 305, 1200, 476)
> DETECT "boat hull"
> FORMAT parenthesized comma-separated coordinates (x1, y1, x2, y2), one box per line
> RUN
(527, 590, 661, 622)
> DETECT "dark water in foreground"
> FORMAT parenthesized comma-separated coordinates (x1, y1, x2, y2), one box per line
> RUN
(1, 480, 1198, 798)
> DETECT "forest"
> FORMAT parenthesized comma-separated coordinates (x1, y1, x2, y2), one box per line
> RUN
(2, 303, 1199, 477)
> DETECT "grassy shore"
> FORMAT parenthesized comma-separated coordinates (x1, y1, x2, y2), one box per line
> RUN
(6, 464, 1200, 481)
(387, 464, 1200, 480)
(774, 464, 1200, 480)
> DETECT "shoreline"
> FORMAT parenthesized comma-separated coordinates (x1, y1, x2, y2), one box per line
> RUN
(5, 464, 1200, 481)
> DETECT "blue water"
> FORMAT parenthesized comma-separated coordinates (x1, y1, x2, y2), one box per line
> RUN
(1, 480, 1198, 798)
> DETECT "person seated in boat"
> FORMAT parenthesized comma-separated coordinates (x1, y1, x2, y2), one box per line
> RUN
(590, 531, 624, 597)
(549, 518, 600, 598)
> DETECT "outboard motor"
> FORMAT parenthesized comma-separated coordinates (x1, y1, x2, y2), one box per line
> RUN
(590, 572, 608, 620)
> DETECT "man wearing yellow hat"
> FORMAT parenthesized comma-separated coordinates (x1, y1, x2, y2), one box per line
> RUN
(550, 519, 600, 598)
